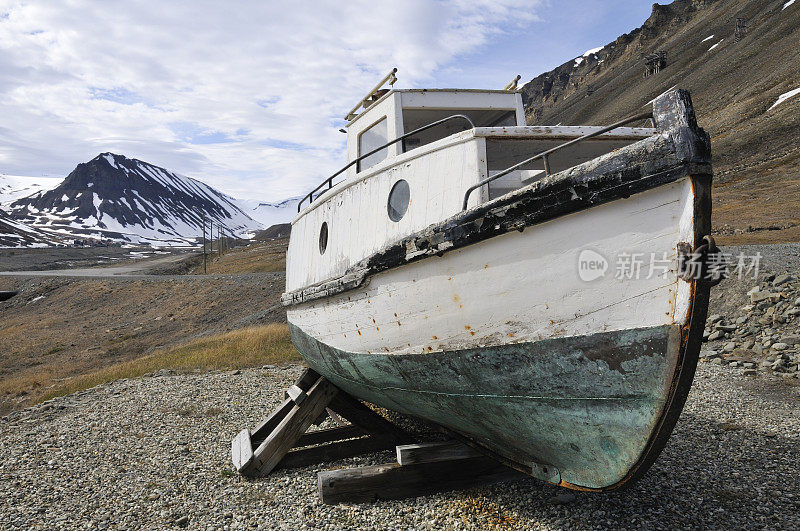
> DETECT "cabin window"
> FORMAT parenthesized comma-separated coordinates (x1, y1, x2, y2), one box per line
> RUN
(357, 117, 388, 172)
(387, 180, 410, 222)
(319, 222, 328, 254)
(401, 108, 517, 152)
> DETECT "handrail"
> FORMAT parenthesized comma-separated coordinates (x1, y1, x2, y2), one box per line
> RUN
(461, 112, 654, 210)
(344, 68, 398, 121)
(298, 114, 476, 212)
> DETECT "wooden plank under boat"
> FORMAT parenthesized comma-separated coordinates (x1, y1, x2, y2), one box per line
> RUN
(280, 80, 715, 492)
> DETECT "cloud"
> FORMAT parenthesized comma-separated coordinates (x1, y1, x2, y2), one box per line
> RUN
(0, 0, 541, 200)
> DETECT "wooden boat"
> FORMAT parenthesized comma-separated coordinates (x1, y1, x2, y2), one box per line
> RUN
(281, 72, 717, 492)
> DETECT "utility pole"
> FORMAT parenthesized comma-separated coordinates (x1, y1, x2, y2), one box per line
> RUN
(202, 213, 207, 274)
(209, 219, 214, 255)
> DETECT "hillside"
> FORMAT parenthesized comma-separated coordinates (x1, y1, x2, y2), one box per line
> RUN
(0, 211, 58, 248)
(520, 0, 800, 243)
(6, 153, 263, 246)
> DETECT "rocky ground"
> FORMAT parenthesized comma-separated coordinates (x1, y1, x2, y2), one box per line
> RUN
(1, 243, 798, 528)
(0, 362, 797, 530)
(699, 244, 800, 381)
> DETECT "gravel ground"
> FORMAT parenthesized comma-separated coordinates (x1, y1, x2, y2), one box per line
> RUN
(1, 363, 798, 530)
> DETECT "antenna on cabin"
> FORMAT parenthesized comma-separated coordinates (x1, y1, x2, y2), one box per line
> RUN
(503, 75, 522, 92)
(344, 68, 398, 122)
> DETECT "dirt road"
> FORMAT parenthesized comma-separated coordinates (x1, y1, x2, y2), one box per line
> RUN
(0, 253, 190, 278)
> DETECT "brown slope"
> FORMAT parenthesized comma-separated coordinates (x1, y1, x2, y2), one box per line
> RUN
(521, 0, 800, 243)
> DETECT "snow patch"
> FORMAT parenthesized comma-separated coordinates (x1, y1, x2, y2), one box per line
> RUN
(708, 39, 723, 51)
(701, 34, 714, 42)
(573, 45, 604, 67)
(582, 46, 604, 56)
(0, 174, 62, 205)
(768, 87, 800, 110)
(783, 0, 796, 9)
(102, 154, 117, 168)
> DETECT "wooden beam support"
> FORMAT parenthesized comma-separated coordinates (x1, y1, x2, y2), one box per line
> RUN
(328, 392, 413, 445)
(232, 372, 413, 477)
(279, 435, 395, 471)
(286, 385, 307, 405)
(295, 425, 366, 448)
(243, 377, 339, 477)
(396, 440, 482, 466)
(317, 456, 525, 504)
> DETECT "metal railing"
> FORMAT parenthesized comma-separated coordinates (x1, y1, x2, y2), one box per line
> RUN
(298, 114, 476, 212)
(461, 112, 654, 210)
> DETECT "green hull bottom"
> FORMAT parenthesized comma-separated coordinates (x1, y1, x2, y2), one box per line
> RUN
(289, 323, 683, 490)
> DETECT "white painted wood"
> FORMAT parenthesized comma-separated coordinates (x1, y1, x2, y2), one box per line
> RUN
(473, 126, 658, 139)
(288, 179, 694, 357)
(400, 90, 522, 115)
(288, 131, 652, 292)
(231, 429, 253, 472)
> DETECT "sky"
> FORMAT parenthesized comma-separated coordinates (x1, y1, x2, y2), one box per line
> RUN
(0, 0, 654, 202)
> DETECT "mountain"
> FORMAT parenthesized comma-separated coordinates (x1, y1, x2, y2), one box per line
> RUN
(520, 0, 800, 242)
(7, 153, 263, 246)
(0, 211, 58, 248)
(253, 223, 291, 241)
(239, 197, 300, 227)
(0, 174, 62, 205)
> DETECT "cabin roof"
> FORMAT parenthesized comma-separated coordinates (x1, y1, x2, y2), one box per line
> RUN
(346, 88, 521, 127)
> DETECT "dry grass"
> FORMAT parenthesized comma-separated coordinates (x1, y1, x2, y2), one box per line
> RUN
(37, 323, 300, 403)
(195, 239, 288, 274)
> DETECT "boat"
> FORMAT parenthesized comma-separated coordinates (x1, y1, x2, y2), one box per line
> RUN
(281, 69, 718, 492)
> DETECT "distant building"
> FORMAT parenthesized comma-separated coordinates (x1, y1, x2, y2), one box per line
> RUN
(644, 51, 667, 78)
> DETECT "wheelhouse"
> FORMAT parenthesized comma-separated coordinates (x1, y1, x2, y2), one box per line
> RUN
(287, 77, 657, 293)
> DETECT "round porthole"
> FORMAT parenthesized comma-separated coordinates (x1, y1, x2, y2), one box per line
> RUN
(387, 179, 410, 222)
(319, 222, 328, 254)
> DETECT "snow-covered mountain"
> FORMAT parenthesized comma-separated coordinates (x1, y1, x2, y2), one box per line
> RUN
(239, 196, 300, 227)
(0, 210, 58, 248)
(0, 174, 62, 205)
(6, 153, 264, 246)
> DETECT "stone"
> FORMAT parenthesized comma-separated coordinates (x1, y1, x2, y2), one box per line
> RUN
(742, 362, 755, 369)
(781, 335, 800, 345)
(701, 350, 719, 359)
(707, 314, 723, 324)
(773, 274, 792, 287)
(795, 297, 800, 307)
(742, 369, 757, 376)
(714, 323, 738, 332)
(729, 361, 739, 368)
(742, 340, 755, 350)
(750, 291, 773, 303)
(735, 316, 748, 325)
(708, 331, 724, 341)
(772, 343, 789, 351)
(740, 305, 754, 313)
(175, 516, 189, 528)
(703, 329, 711, 339)
(724, 342, 737, 353)
(547, 492, 577, 505)
(711, 358, 725, 365)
